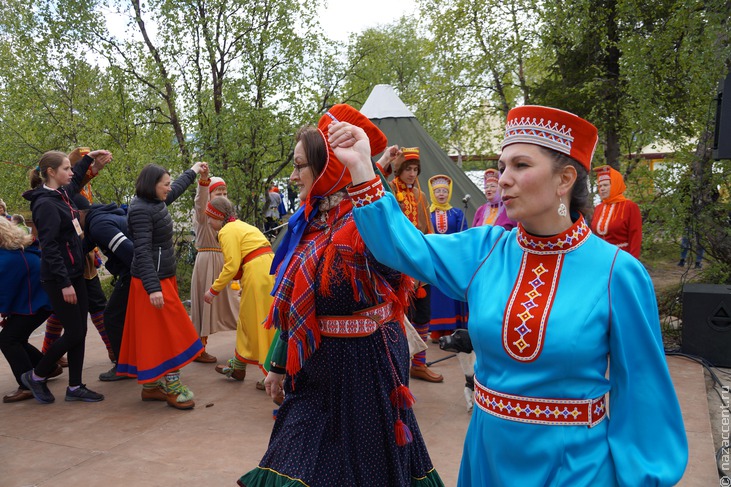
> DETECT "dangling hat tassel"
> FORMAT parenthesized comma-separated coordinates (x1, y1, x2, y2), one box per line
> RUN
(390, 384, 415, 409)
(416, 285, 427, 299)
(394, 418, 413, 446)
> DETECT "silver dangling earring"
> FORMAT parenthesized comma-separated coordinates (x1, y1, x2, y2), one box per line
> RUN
(557, 198, 568, 217)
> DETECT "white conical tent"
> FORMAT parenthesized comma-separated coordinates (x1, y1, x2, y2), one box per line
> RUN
(361, 84, 486, 225)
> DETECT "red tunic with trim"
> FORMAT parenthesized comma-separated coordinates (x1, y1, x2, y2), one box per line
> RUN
(590, 200, 643, 258)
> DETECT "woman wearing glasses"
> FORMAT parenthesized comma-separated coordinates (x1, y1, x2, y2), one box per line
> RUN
(239, 105, 443, 487)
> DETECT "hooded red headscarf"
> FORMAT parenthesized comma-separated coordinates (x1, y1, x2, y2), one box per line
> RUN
(303, 104, 388, 217)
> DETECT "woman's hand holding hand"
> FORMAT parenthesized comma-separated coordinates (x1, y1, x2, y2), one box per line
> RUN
(149, 291, 164, 309)
(61, 285, 77, 304)
(198, 162, 210, 180)
(327, 122, 375, 185)
(89, 150, 113, 168)
(377, 144, 401, 171)
(204, 290, 215, 304)
(191, 161, 208, 174)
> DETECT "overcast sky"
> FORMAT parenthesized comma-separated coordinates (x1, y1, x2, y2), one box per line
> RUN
(318, 0, 417, 41)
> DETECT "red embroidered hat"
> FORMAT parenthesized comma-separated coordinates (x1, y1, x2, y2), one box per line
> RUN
(428, 174, 451, 190)
(67, 147, 91, 167)
(501, 106, 598, 172)
(593, 164, 626, 200)
(205, 201, 225, 220)
(484, 168, 499, 186)
(209, 177, 226, 194)
(394, 147, 421, 176)
(306, 104, 387, 215)
(594, 165, 612, 183)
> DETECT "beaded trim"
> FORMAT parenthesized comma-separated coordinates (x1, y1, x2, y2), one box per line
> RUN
(434, 210, 448, 234)
(502, 116, 574, 156)
(516, 218, 591, 255)
(196, 247, 222, 252)
(502, 218, 591, 361)
(474, 377, 606, 427)
(318, 302, 393, 337)
(348, 177, 385, 207)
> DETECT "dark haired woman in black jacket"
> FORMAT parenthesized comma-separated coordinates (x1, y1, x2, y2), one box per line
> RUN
(117, 162, 207, 410)
(21, 148, 112, 404)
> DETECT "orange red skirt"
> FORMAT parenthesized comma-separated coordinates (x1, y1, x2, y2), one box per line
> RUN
(117, 276, 203, 384)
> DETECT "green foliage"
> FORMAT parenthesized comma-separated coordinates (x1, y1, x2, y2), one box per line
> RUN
(1, 0, 730, 292)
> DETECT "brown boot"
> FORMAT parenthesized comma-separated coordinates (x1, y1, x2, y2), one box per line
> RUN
(141, 383, 168, 402)
(215, 359, 246, 381)
(166, 392, 195, 410)
(164, 374, 195, 410)
(3, 388, 34, 403)
(57, 356, 68, 368)
(194, 351, 217, 363)
(48, 364, 63, 379)
(410, 365, 444, 383)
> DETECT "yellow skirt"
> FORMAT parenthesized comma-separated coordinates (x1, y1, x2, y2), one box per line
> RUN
(233, 253, 276, 376)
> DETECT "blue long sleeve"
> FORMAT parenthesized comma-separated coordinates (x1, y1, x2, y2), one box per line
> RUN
(353, 192, 508, 302)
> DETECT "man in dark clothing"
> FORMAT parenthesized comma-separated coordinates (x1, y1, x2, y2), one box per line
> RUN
(287, 182, 297, 213)
(74, 195, 134, 381)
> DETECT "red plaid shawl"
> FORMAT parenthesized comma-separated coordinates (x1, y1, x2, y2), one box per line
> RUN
(265, 197, 413, 377)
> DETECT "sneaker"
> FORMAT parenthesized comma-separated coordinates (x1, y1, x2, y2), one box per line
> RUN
(65, 384, 104, 402)
(99, 365, 131, 382)
(694, 262, 702, 269)
(20, 370, 55, 404)
(677, 259, 685, 267)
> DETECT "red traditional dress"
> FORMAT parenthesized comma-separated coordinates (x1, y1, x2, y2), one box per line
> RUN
(591, 165, 643, 259)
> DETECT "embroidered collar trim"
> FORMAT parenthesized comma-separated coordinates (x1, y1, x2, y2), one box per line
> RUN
(516, 217, 591, 255)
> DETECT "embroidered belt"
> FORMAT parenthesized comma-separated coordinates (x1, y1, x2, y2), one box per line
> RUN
(318, 302, 393, 337)
(197, 247, 222, 252)
(474, 377, 606, 427)
(243, 246, 273, 265)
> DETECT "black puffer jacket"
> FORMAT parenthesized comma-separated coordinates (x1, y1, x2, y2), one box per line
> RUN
(128, 169, 196, 294)
(21, 155, 94, 287)
(83, 203, 133, 278)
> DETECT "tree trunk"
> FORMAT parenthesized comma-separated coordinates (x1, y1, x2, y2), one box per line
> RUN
(132, 0, 189, 165)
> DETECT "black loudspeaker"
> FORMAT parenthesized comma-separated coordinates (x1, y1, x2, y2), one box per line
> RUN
(713, 72, 731, 160)
(681, 284, 731, 367)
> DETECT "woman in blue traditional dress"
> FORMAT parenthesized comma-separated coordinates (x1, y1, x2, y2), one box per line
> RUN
(238, 104, 443, 487)
(330, 105, 688, 486)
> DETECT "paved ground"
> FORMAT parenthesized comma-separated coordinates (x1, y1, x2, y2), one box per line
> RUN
(0, 327, 721, 486)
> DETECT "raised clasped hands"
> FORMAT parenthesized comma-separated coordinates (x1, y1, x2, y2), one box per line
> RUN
(198, 162, 210, 180)
(89, 150, 113, 168)
(327, 121, 375, 185)
(191, 161, 208, 175)
(378, 144, 402, 171)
